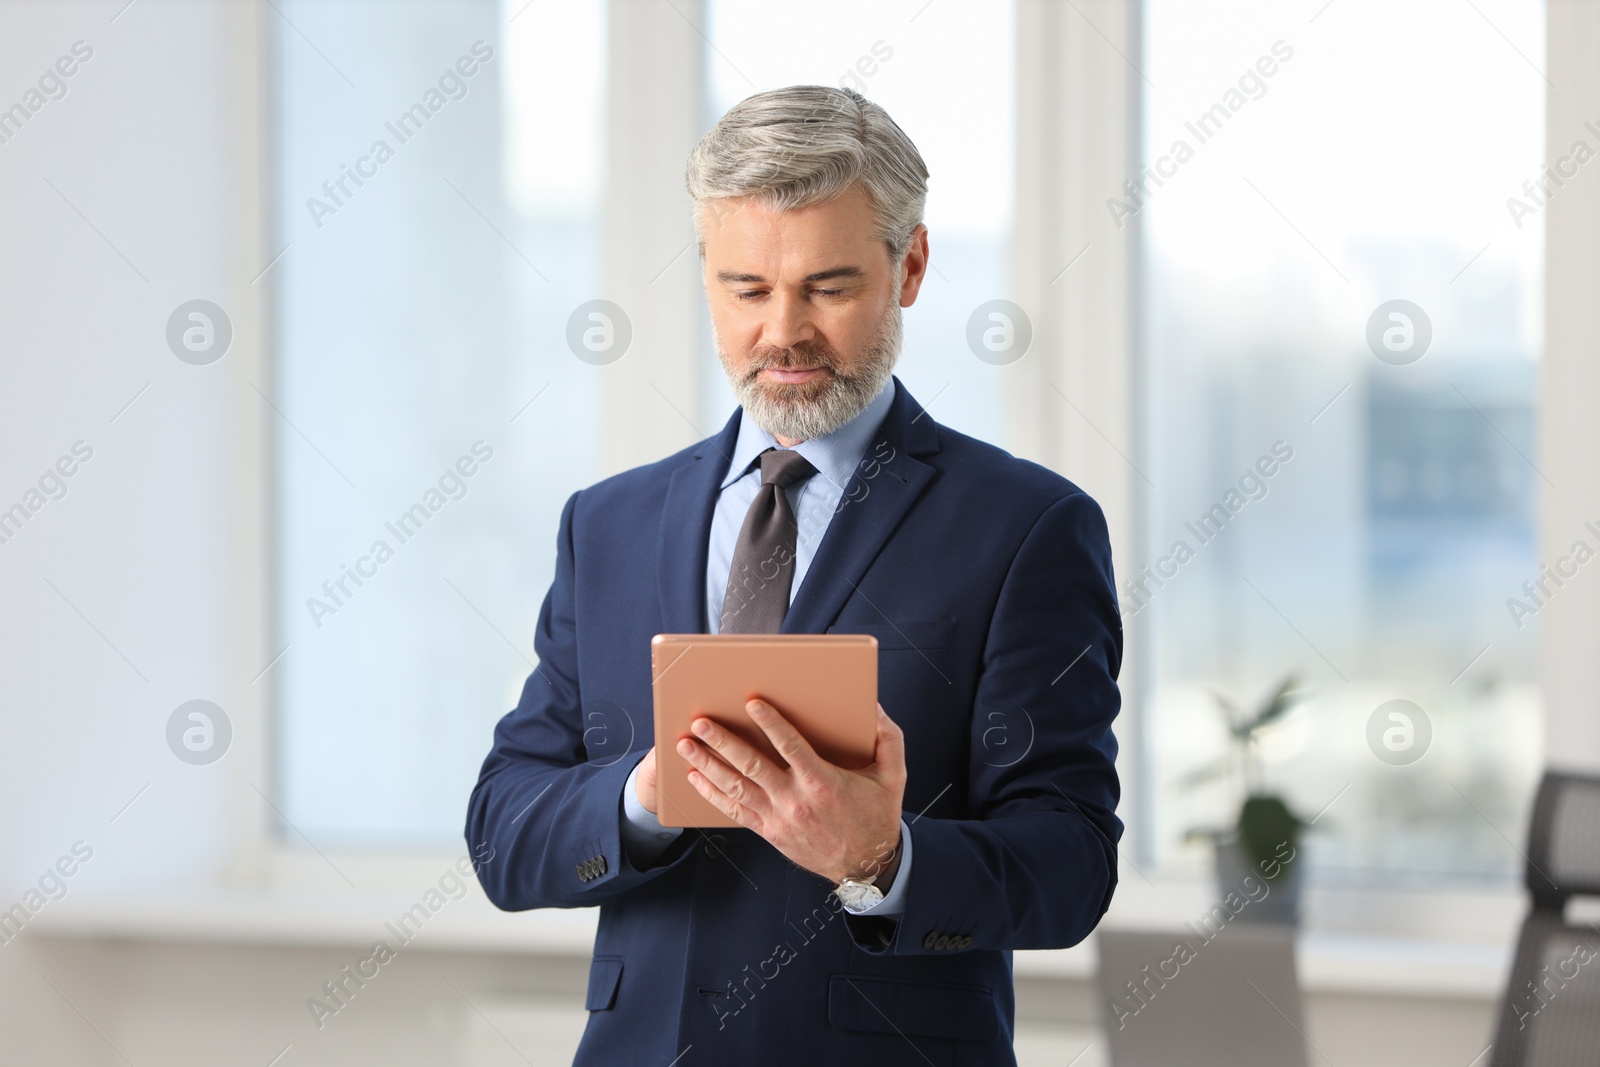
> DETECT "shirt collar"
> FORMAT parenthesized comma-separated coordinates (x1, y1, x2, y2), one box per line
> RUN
(720, 376, 897, 492)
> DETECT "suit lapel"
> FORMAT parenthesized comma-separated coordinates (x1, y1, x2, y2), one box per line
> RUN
(781, 376, 942, 635)
(656, 376, 943, 637)
(657, 409, 741, 635)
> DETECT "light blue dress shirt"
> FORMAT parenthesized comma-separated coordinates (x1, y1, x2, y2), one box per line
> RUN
(620, 377, 912, 916)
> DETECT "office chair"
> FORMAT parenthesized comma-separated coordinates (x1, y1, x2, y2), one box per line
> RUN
(1488, 771, 1600, 1066)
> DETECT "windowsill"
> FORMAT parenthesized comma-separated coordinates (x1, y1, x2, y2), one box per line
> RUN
(1013, 932, 1508, 1000)
(29, 878, 1515, 1000)
(1012, 874, 1518, 999)
(29, 887, 599, 956)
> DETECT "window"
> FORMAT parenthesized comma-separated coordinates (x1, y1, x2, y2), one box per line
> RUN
(269, 0, 1541, 883)
(702, 0, 1016, 449)
(273, 0, 605, 846)
(271, 0, 1015, 849)
(1137, 0, 1545, 882)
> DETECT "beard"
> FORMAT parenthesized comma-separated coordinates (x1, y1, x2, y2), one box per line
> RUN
(715, 297, 903, 443)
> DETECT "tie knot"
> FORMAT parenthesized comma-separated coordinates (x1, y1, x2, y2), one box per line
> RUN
(758, 448, 816, 490)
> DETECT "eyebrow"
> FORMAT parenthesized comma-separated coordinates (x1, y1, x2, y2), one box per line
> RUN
(714, 266, 866, 285)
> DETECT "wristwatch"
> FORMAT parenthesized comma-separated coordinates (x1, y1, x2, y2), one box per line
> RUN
(834, 873, 885, 913)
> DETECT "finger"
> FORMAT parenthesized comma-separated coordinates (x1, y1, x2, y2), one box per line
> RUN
(677, 735, 771, 817)
(688, 716, 782, 792)
(634, 774, 656, 816)
(745, 699, 825, 784)
(685, 764, 752, 827)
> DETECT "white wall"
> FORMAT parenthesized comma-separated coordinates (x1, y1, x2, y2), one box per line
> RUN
(1541, 0, 1600, 771)
(0, 0, 249, 898)
(4, 932, 1492, 1067)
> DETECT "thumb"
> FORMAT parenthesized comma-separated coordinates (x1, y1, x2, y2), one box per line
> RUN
(872, 704, 905, 774)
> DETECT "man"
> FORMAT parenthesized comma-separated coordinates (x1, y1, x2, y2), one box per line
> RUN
(466, 85, 1122, 1066)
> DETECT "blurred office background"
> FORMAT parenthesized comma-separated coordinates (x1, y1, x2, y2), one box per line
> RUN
(2, 0, 1597, 1063)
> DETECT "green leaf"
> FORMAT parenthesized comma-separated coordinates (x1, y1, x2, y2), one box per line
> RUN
(1243, 674, 1304, 735)
(1236, 794, 1303, 878)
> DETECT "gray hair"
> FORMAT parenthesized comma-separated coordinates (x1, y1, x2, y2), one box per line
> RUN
(685, 85, 929, 262)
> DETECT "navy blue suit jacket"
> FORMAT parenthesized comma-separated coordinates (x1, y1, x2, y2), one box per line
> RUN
(466, 375, 1122, 1066)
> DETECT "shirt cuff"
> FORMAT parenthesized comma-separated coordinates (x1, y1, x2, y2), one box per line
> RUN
(621, 757, 683, 866)
(847, 816, 911, 917)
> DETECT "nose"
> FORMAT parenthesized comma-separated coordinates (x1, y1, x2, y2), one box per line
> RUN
(759, 289, 815, 352)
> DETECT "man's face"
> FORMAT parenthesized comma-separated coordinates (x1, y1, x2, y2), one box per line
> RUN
(700, 184, 928, 444)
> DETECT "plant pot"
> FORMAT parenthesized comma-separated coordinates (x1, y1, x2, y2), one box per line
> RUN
(1213, 837, 1301, 926)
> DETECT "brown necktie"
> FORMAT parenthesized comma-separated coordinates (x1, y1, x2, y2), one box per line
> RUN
(719, 448, 818, 634)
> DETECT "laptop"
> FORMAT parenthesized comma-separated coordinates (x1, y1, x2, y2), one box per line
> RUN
(1096, 925, 1310, 1067)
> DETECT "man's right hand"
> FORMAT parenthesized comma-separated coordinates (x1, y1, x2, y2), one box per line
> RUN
(634, 747, 659, 815)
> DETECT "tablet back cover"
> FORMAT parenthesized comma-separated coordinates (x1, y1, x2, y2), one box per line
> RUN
(650, 634, 878, 829)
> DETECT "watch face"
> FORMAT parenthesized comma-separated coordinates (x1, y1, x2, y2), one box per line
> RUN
(839, 881, 884, 911)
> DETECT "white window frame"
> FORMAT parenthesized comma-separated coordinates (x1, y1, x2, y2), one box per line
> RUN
(223, 0, 713, 891)
(225, 0, 1599, 936)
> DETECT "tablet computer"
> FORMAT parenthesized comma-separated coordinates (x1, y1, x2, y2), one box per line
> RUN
(650, 633, 879, 829)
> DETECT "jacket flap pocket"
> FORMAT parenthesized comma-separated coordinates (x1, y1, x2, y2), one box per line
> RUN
(827, 618, 956, 652)
(827, 974, 997, 1042)
(585, 956, 623, 1011)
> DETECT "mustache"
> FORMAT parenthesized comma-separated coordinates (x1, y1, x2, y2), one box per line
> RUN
(744, 344, 840, 381)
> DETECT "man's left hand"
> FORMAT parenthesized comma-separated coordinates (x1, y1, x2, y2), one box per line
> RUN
(678, 700, 906, 887)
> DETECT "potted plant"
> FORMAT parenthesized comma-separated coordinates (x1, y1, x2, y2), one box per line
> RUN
(1180, 673, 1311, 925)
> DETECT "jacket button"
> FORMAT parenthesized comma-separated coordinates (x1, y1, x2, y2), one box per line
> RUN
(706, 833, 728, 858)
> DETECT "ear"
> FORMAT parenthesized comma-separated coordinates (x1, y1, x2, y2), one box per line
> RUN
(897, 224, 930, 307)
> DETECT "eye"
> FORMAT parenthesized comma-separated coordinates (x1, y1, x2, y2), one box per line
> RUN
(812, 288, 845, 298)
(734, 290, 767, 302)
